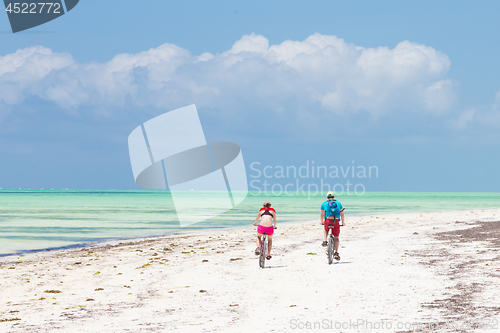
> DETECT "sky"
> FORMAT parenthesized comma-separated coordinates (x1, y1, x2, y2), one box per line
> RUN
(0, 0, 499, 192)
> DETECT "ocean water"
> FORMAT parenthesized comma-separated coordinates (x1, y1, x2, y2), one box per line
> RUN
(1, 190, 499, 256)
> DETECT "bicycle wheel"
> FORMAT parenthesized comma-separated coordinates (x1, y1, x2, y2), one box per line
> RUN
(259, 235, 267, 268)
(327, 235, 334, 264)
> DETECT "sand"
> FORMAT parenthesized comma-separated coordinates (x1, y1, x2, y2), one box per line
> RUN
(1, 209, 500, 332)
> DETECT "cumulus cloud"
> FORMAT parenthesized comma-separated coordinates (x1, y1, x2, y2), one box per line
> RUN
(0, 46, 74, 105)
(0, 33, 455, 117)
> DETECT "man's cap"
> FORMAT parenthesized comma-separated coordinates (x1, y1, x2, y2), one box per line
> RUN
(327, 191, 334, 197)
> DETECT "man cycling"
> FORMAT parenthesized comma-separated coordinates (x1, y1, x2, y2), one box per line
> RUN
(320, 191, 345, 260)
(253, 201, 277, 260)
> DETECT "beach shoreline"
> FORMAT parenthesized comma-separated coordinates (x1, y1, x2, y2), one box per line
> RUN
(1, 209, 500, 332)
(2, 207, 498, 260)
(3, 190, 500, 258)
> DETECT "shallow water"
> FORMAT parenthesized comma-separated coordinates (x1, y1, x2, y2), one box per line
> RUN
(1, 190, 499, 255)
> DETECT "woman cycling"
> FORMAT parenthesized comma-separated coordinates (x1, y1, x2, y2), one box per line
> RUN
(253, 201, 277, 260)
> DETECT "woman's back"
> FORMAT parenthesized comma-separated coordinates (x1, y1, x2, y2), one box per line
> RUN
(258, 207, 275, 227)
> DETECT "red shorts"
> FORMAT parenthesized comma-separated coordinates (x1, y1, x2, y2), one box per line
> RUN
(257, 225, 274, 236)
(324, 218, 340, 237)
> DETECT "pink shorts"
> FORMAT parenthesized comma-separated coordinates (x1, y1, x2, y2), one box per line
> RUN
(257, 225, 274, 236)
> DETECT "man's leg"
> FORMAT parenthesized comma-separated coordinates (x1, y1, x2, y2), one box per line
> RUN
(323, 220, 329, 243)
(333, 221, 341, 259)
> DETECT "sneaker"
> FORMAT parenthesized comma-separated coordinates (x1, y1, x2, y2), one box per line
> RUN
(321, 241, 328, 247)
(255, 248, 260, 255)
(334, 252, 340, 261)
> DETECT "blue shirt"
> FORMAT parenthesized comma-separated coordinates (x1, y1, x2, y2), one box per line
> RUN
(321, 200, 343, 218)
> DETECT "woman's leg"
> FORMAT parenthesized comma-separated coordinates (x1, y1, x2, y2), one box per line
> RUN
(267, 235, 273, 256)
(256, 234, 262, 249)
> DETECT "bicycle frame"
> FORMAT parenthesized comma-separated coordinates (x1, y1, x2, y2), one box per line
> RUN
(326, 220, 343, 264)
(259, 233, 268, 268)
(327, 226, 335, 264)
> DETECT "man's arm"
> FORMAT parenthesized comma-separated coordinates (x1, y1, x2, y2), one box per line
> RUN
(340, 209, 345, 226)
(320, 210, 325, 224)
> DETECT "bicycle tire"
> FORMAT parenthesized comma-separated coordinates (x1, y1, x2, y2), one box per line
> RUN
(327, 235, 334, 264)
(259, 235, 267, 268)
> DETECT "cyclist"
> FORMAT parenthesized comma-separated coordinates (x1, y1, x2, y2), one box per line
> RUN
(253, 201, 277, 260)
(320, 191, 345, 260)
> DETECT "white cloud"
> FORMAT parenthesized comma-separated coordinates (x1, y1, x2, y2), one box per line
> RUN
(0, 33, 454, 117)
(447, 89, 500, 131)
(422, 79, 455, 112)
(452, 109, 475, 129)
(0, 46, 74, 104)
(472, 89, 500, 129)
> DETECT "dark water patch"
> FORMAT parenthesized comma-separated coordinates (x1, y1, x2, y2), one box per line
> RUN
(0, 227, 230, 258)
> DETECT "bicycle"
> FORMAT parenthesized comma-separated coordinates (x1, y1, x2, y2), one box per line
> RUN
(256, 226, 276, 268)
(259, 232, 268, 268)
(326, 221, 343, 264)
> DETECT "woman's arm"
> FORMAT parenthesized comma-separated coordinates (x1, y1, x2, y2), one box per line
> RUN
(273, 211, 277, 229)
(253, 212, 261, 226)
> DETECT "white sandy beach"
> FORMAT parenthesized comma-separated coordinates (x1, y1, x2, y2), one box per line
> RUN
(1, 209, 500, 332)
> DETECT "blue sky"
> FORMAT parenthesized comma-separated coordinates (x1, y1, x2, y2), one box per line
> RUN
(1, 0, 499, 191)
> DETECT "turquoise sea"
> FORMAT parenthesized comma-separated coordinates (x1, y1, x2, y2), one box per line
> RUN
(1, 190, 500, 256)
